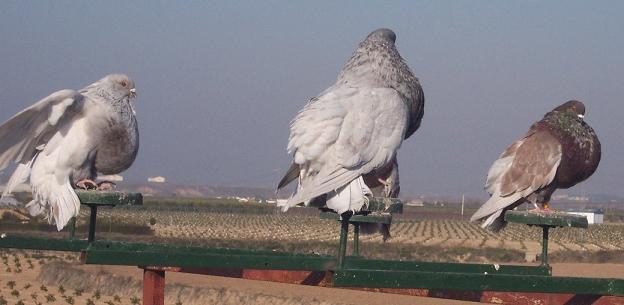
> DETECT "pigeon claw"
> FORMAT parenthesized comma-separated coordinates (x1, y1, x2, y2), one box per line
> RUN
(76, 179, 98, 190)
(528, 202, 554, 213)
(97, 181, 117, 191)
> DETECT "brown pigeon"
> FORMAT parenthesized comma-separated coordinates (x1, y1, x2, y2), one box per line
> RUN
(471, 100, 601, 231)
(276, 28, 424, 216)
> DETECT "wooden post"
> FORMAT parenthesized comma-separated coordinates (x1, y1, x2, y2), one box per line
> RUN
(353, 223, 360, 256)
(143, 268, 165, 305)
(68, 217, 76, 240)
(337, 213, 351, 269)
(88, 205, 98, 243)
(540, 226, 550, 267)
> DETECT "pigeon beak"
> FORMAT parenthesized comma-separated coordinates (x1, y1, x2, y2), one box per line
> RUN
(128, 89, 137, 115)
(578, 114, 585, 119)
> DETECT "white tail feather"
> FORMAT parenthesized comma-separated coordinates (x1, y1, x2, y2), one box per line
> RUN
(29, 176, 80, 231)
(27, 149, 81, 231)
(278, 176, 373, 214)
(325, 176, 372, 214)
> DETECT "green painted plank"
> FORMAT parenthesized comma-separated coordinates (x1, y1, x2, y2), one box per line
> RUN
(505, 210, 588, 228)
(87, 240, 330, 257)
(85, 241, 548, 275)
(333, 269, 624, 296)
(84, 241, 549, 275)
(76, 190, 143, 206)
(84, 249, 335, 270)
(0, 235, 88, 252)
(344, 258, 551, 276)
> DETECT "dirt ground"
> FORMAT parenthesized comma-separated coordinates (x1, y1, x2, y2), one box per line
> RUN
(2, 250, 624, 305)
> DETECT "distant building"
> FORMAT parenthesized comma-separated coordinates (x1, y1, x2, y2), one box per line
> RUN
(231, 196, 250, 203)
(406, 199, 425, 207)
(566, 208, 604, 224)
(98, 174, 124, 182)
(148, 176, 166, 183)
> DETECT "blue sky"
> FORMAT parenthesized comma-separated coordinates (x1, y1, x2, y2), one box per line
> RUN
(1, 1, 623, 197)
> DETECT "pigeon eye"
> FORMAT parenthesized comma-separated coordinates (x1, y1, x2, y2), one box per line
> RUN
(120, 80, 128, 88)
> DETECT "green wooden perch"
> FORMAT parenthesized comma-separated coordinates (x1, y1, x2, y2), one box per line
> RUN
(505, 210, 588, 267)
(2, 191, 624, 304)
(319, 197, 403, 266)
(74, 190, 143, 242)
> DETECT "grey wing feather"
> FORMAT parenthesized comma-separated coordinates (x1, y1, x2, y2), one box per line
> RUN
(276, 162, 300, 191)
(283, 87, 408, 208)
(470, 190, 515, 223)
(287, 166, 362, 206)
(0, 89, 81, 170)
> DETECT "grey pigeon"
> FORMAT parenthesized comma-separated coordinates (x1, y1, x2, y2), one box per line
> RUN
(277, 28, 424, 216)
(0, 74, 139, 230)
(471, 100, 601, 231)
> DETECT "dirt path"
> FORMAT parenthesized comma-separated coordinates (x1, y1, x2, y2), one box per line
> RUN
(551, 263, 624, 278)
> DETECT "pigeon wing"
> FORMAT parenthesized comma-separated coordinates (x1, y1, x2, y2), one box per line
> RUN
(0, 89, 83, 170)
(284, 86, 408, 207)
(471, 128, 562, 222)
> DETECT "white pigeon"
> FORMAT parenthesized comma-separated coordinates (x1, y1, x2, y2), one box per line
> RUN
(277, 28, 424, 215)
(0, 74, 139, 230)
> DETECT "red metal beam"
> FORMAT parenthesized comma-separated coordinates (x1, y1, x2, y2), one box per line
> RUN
(143, 268, 165, 305)
(142, 267, 624, 305)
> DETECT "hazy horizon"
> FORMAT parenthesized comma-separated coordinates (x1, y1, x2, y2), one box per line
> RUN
(1, 1, 623, 198)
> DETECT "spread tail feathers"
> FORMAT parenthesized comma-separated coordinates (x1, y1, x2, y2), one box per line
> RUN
(26, 155, 80, 231)
(27, 179, 80, 231)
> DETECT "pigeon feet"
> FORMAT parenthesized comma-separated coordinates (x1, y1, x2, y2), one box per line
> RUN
(528, 202, 553, 213)
(97, 181, 117, 191)
(76, 179, 98, 190)
(76, 179, 117, 191)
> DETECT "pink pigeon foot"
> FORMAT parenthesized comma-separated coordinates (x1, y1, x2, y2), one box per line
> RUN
(76, 179, 98, 190)
(97, 181, 117, 191)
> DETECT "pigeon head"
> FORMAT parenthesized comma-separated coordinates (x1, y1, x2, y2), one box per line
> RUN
(553, 100, 586, 119)
(365, 28, 396, 44)
(82, 74, 137, 102)
(101, 74, 137, 99)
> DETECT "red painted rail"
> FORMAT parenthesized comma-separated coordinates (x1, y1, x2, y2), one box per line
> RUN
(140, 267, 624, 305)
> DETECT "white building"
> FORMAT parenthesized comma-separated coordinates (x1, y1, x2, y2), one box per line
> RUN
(406, 199, 425, 207)
(566, 208, 604, 224)
(147, 176, 166, 183)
